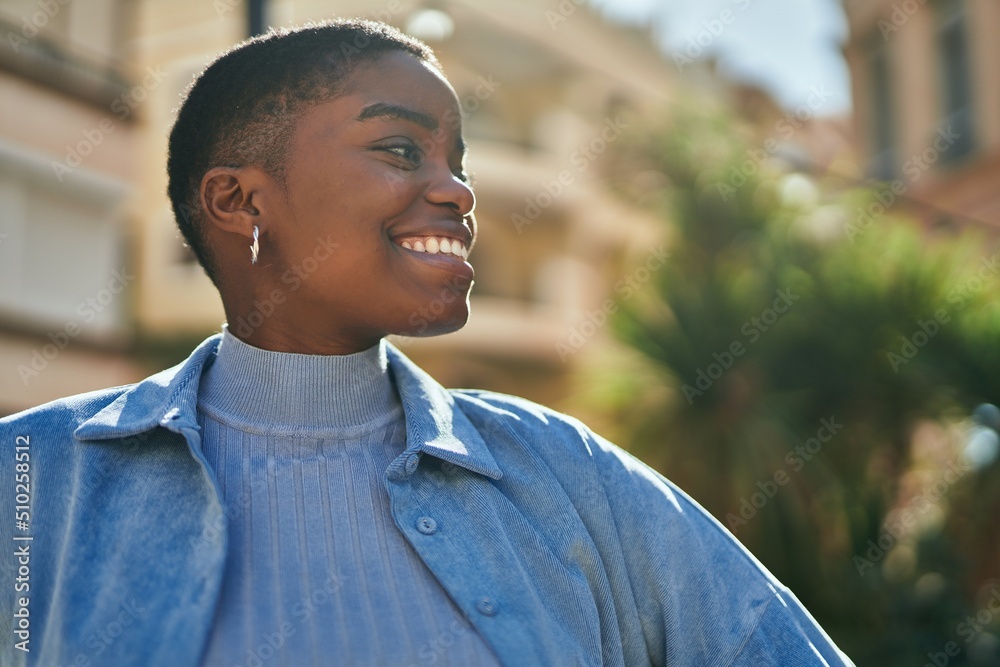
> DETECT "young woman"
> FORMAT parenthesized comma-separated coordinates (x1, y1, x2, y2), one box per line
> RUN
(1, 19, 854, 667)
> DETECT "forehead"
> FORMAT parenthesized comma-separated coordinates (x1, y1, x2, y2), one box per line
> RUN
(289, 51, 466, 153)
(347, 50, 459, 106)
(336, 51, 461, 129)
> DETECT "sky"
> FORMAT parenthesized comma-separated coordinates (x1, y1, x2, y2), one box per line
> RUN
(589, 0, 852, 116)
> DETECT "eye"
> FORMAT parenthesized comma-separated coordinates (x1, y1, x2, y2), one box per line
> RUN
(381, 143, 423, 165)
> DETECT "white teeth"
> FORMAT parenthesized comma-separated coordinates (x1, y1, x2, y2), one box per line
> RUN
(399, 236, 468, 260)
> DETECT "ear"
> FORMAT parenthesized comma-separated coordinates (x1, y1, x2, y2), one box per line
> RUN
(199, 166, 271, 238)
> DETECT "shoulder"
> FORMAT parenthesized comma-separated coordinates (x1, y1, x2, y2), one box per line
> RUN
(448, 387, 684, 508)
(0, 384, 132, 438)
(450, 388, 598, 453)
(0, 334, 221, 442)
(450, 387, 667, 479)
(450, 387, 774, 577)
(450, 388, 591, 434)
(449, 391, 849, 663)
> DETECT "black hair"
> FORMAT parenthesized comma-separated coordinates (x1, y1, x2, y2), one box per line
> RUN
(166, 19, 442, 288)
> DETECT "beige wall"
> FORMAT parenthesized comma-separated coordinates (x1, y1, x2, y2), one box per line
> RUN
(966, 0, 1000, 151)
(128, 1, 246, 333)
(0, 1, 149, 413)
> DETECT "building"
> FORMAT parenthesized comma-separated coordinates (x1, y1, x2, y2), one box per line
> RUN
(842, 0, 1000, 230)
(0, 0, 147, 414)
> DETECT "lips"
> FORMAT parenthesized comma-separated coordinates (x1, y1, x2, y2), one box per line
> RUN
(390, 219, 473, 248)
(391, 234, 473, 281)
(396, 235, 468, 259)
(389, 222, 475, 280)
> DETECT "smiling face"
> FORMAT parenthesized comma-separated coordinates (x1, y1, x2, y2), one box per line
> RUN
(207, 50, 478, 354)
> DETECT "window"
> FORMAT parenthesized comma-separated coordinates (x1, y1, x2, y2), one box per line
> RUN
(935, 0, 976, 162)
(867, 34, 896, 179)
(0, 0, 131, 109)
(0, 140, 131, 338)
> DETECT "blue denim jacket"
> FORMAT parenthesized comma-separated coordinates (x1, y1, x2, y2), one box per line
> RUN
(1, 334, 853, 666)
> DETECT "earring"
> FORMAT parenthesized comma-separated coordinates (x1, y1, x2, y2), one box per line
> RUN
(250, 225, 260, 265)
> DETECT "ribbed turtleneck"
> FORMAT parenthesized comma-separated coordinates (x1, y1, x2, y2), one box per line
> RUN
(193, 325, 500, 667)
(198, 325, 402, 434)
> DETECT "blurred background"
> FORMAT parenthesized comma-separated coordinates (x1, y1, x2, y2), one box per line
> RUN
(1, 0, 998, 663)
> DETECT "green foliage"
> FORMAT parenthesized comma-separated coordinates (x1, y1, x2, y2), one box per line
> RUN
(589, 100, 1000, 664)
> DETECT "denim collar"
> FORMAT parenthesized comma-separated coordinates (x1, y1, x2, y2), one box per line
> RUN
(73, 334, 502, 481)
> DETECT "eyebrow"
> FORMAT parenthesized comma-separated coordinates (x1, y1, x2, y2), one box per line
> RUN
(356, 101, 468, 158)
(355, 102, 437, 131)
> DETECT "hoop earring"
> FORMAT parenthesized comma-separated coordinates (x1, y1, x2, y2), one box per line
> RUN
(250, 225, 260, 265)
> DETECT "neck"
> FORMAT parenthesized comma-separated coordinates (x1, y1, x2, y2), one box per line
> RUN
(221, 298, 384, 355)
(197, 325, 401, 433)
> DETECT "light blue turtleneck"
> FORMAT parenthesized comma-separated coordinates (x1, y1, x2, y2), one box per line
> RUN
(194, 326, 500, 666)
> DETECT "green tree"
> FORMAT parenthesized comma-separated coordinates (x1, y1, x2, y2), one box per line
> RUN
(577, 100, 1000, 664)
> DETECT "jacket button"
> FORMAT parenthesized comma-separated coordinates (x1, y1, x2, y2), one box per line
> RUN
(416, 516, 437, 535)
(475, 597, 498, 616)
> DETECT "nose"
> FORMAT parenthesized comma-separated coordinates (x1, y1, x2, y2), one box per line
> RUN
(425, 167, 476, 219)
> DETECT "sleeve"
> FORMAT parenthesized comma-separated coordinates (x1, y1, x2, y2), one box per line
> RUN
(580, 425, 855, 667)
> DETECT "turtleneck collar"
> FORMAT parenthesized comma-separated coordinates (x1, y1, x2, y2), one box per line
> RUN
(196, 325, 402, 434)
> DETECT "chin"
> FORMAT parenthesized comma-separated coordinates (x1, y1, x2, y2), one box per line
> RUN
(397, 303, 471, 338)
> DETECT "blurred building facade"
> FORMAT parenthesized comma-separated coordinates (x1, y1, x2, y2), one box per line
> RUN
(0, 0, 147, 413)
(0, 0, 670, 415)
(843, 0, 1000, 230)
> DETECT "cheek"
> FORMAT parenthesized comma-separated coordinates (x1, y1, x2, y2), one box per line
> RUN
(305, 169, 415, 233)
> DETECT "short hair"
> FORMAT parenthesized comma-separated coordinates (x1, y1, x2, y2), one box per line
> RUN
(166, 19, 442, 288)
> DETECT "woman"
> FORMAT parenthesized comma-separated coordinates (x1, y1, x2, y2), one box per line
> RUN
(1, 19, 854, 667)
